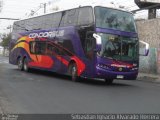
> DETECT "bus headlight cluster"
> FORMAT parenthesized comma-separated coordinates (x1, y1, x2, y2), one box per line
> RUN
(97, 64, 110, 70)
(131, 68, 138, 71)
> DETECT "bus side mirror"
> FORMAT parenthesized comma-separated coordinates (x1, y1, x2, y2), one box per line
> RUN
(93, 33, 102, 52)
(139, 41, 149, 56)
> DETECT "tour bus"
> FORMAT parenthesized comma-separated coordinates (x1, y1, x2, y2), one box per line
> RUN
(9, 6, 149, 84)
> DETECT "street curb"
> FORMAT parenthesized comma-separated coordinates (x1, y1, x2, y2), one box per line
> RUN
(137, 76, 160, 84)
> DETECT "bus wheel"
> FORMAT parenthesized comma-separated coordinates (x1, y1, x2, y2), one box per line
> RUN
(68, 63, 79, 82)
(17, 58, 23, 71)
(23, 58, 29, 72)
(105, 79, 114, 85)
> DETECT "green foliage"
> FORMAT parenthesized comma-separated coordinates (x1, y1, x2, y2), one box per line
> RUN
(0, 33, 11, 47)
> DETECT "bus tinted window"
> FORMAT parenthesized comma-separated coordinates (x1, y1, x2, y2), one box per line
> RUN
(13, 21, 25, 33)
(53, 12, 62, 27)
(25, 19, 33, 31)
(43, 14, 55, 29)
(30, 41, 46, 55)
(62, 40, 75, 54)
(78, 7, 93, 25)
(64, 9, 78, 26)
(59, 11, 66, 27)
(95, 7, 136, 32)
(47, 43, 62, 55)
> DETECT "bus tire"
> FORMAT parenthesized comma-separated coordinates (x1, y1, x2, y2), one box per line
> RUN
(68, 63, 79, 82)
(23, 58, 29, 72)
(105, 79, 114, 85)
(17, 58, 23, 71)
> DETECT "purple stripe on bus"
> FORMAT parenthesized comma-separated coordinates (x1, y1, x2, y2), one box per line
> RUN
(96, 28, 138, 38)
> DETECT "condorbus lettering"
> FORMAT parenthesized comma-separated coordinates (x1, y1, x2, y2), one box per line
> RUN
(28, 30, 64, 38)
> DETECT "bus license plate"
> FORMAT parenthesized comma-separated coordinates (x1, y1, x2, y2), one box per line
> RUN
(117, 75, 124, 79)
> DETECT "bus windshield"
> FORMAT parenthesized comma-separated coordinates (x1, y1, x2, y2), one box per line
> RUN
(98, 33, 139, 61)
(95, 6, 136, 32)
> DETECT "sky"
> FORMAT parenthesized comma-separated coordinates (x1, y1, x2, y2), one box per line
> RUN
(0, 0, 139, 34)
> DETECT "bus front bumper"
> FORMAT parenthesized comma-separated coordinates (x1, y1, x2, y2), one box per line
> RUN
(96, 67, 138, 80)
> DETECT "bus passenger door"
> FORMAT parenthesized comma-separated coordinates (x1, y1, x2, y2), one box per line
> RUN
(85, 31, 96, 59)
(84, 32, 97, 76)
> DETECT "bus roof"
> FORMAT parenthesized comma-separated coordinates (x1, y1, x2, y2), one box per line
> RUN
(14, 5, 132, 24)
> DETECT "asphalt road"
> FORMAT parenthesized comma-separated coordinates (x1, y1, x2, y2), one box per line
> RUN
(0, 56, 160, 114)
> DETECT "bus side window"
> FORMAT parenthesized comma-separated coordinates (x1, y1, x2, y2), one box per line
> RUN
(53, 12, 62, 28)
(64, 9, 78, 26)
(29, 41, 46, 55)
(46, 44, 53, 55)
(30, 41, 36, 54)
(60, 11, 66, 27)
(46, 43, 64, 56)
(61, 40, 75, 54)
(78, 7, 93, 25)
(46, 44, 58, 56)
(36, 42, 46, 55)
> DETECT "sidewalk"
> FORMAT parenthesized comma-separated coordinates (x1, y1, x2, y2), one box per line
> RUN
(137, 72, 160, 83)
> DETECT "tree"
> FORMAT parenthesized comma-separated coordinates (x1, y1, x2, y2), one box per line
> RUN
(1, 33, 11, 48)
(51, 6, 59, 12)
(0, 33, 11, 56)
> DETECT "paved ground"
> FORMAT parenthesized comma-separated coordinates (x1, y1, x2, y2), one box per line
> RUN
(138, 73, 160, 83)
(0, 56, 9, 64)
(0, 55, 160, 114)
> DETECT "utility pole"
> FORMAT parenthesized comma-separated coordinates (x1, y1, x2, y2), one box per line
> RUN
(148, 8, 157, 19)
(7, 25, 12, 33)
(28, 0, 61, 17)
(134, 0, 160, 19)
(41, 3, 47, 14)
(44, 3, 46, 14)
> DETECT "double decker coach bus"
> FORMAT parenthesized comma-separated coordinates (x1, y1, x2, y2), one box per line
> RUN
(9, 6, 149, 84)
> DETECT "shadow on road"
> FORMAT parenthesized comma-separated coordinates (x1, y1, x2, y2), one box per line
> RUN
(78, 78, 134, 87)
(12, 68, 135, 87)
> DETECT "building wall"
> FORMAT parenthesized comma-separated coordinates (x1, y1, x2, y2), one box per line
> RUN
(136, 19, 160, 73)
(136, 18, 160, 48)
(139, 48, 157, 74)
(157, 49, 160, 74)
